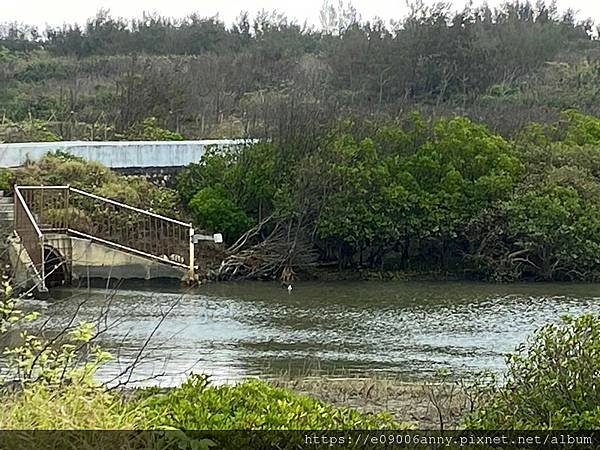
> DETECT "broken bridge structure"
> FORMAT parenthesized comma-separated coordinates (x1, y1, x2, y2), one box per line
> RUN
(10, 185, 196, 295)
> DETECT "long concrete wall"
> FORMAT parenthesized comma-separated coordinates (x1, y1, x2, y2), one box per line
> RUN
(0, 139, 255, 169)
(45, 234, 187, 282)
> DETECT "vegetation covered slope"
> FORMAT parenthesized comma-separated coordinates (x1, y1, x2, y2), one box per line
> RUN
(0, 1, 598, 141)
(2, 1, 600, 281)
(179, 111, 600, 282)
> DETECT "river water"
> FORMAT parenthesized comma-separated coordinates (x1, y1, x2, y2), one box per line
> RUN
(32, 281, 600, 386)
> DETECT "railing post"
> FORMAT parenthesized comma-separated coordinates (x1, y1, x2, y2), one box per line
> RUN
(65, 185, 70, 230)
(189, 225, 195, 283)
(39, 185, 44, 226)
(13, 184, 17, 234)
(39, 235, 46, 292)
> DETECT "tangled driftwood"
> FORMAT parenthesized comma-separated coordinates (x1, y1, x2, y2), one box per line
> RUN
(216, 215, 319, 281)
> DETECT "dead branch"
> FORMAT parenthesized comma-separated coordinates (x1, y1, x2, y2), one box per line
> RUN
(216, 215, 319, 281)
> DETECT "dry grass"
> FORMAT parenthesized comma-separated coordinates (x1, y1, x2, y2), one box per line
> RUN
(270, 372, 474, 429)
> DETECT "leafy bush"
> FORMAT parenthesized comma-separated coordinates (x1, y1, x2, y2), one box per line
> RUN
(0, 118, 61, 143)
(14, 153, 115, 191)
(94, 177, 180, 215)
(0, 281, 112, 387)
(138, 374, 400, 430)
(504, 185, 600, 280)
(12, 153, 181, 217)
(124, 117, 184, 141)
(0, 383, 141, 429)
(188, 187, 252, 243)
(0, 169, 13, 191)
(176, 143, 278, 217)
(466, 314, 600, 429)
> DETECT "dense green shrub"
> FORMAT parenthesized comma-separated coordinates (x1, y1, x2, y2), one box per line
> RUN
(176, 150, 234, 205)
(470, 112, 600, 281)
(0, 169, 13, 191)
(466, 314, 600, 429)
(504, 185, 600, 280)
(0, 383, 142, 429)
(138, 374, 400, 430)
(0, 118, 61, 143)
(188, 187, 252, 243)
(176, 143, 279, 217)
(175, 111, 600, 279)
(124, 117, 184, 141)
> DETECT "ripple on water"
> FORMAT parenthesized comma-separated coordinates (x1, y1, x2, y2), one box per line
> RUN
(33, 282, 600, 386)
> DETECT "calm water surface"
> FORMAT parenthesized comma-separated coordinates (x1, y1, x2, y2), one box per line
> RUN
(33, 281, 600, 386)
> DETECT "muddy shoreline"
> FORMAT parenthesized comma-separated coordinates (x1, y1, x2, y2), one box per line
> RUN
(270, 375, 477, 429)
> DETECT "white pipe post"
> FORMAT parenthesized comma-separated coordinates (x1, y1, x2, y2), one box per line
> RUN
(189, 226, 195, 283)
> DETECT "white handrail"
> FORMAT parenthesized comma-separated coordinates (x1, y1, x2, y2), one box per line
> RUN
(14, 185, 196, 282)
(16, 185, 70, 190)
(67, 229, 189, 269)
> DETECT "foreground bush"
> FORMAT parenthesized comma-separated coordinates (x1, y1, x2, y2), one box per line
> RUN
(0, 386, 168, 449)
(0, 374, 401, 431)
(0, 376, 403, 450)
(466, 314, 600, 429)
(188, 187, 253, 244)
(138, 374, 401, 430)
(0, 383, 141, 429)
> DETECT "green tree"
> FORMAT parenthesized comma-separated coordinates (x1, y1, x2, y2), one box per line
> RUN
(124, 117, 183, 141)
(188, 187, 253, 243)
(467, 314, 600, 429)
(317, 135, 396, 267)
(503, 183, 600, 281)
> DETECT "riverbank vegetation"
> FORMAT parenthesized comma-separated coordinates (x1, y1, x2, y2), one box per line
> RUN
(7, 109, 600, 282)
(178, 110, 600, 282)
(2, 277, 600, 437)
(2, 0, 600, 281)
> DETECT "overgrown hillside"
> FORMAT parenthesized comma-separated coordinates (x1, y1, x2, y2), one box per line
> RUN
(2, 1, 600, 282)
(0, 0, 598, 142)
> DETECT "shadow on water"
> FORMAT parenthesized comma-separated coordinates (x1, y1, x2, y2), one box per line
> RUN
(42, 280, 600, 386)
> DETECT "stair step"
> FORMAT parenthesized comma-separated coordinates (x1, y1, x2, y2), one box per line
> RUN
(0, 204, 13, 212)
(0, 197, 13, 205)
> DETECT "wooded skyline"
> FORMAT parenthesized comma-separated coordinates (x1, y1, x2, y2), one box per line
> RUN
(1, 0, 598, 143)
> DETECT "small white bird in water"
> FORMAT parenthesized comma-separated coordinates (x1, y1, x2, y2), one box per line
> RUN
(287, 284, 293, 293)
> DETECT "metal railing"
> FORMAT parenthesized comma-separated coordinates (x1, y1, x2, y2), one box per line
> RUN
(14, 187, 46, 291)
(14, 185, 195, 282)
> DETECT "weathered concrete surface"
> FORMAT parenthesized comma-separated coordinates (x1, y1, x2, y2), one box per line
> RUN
(0, 192, 13, 268)
(45, 235, 187, 282)
(0, 139, 255, 169)
(6, 234, 46, 297)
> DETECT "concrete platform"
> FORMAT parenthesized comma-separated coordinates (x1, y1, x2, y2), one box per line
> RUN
(44, 234, 187, 284)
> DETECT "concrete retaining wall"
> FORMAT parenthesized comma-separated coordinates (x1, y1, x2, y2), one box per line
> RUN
(0, 139, 255, 169)
(43, 234, 187, 282)
(6, 234, 46, 297)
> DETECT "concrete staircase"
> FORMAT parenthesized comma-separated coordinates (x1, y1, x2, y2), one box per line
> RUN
(0, 191, 14, 232)
(0, 191, 13, 268)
